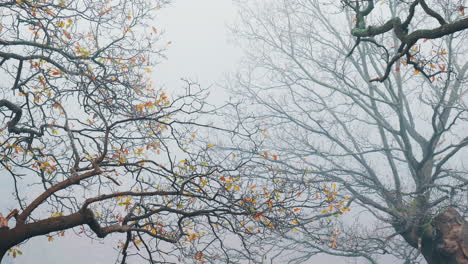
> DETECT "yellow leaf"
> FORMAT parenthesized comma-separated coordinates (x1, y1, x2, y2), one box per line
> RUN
(267, 221, 274, 229)
(145, 68, 152, 73)
(413, 70, 420, 75)
(207, 144, 214, 148)
(51, 212, 63, 217)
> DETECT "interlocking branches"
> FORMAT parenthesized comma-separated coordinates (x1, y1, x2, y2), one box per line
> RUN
(345, 0, 468, 82)
(0, 0, 287, 263)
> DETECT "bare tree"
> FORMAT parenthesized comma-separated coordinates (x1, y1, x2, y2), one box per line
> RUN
(228, 0, 468, 263)
(0, 0, 290, 262)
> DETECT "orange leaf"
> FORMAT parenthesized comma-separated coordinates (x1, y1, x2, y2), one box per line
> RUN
(63, 30, 71, 39)
(45, 8, 56, 17)
(189, 233, 196, 242)
(331, 236, 338, 248)
(194, 252, 205, 261)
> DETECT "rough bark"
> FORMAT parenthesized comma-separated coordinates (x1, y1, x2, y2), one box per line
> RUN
(428, 208, 468, 264)
(401, 208, 468, 264)
(0, 248, 6, 262)
(0, 209, 97, 262)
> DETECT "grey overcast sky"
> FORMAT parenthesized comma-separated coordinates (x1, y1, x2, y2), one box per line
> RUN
(153, 0, 242, 97)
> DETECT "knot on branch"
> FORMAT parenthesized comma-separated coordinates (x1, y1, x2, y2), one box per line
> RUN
(0, 99, 44, 136)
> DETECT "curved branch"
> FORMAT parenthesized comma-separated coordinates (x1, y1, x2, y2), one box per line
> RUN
(0, 99, 45, 136)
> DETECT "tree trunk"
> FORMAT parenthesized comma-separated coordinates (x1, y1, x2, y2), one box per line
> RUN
(419, 208, 468, 264)
(0, 247, 6, 262)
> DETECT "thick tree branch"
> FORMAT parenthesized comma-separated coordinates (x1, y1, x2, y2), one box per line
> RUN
(17, 169, 102, 224)
(0, 99, 45, 136)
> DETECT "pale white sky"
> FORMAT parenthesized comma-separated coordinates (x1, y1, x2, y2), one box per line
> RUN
(153, 0, 242, 99)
